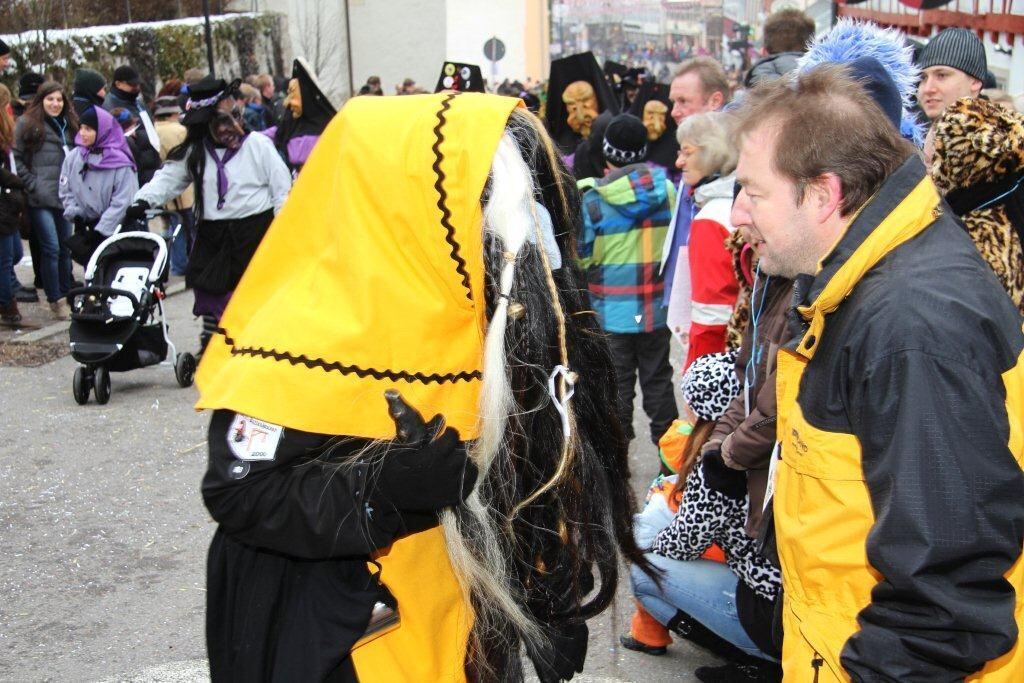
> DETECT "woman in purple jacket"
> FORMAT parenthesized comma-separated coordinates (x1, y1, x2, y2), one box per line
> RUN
(59, 105, 138, 265)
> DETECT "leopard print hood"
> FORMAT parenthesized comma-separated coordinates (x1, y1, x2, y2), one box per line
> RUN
(930, 96, 1024, 193)
(930, 96, 1024, 315)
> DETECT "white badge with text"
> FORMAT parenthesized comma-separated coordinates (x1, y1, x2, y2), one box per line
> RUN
(763, 441, 781, 511)
(227, 414, 283, 462)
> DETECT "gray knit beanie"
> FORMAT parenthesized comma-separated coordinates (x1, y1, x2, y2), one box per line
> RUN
(917, 28, 987, 82)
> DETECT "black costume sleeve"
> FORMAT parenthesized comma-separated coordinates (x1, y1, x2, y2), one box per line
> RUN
(202, 410, 411, 560)
(841, 350, 1024, 682)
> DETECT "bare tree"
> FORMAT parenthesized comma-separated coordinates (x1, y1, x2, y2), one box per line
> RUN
(21, 0, 57, 41)
(0, 0, 207, 30)
(291, 0, 345, 98)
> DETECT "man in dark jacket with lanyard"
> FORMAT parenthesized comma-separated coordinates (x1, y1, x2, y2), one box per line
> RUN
(102, 65, 162, 184)
(730, 64, 1024, 680)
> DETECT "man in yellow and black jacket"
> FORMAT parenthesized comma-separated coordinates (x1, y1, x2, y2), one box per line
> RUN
(731, 65, 1024, 681)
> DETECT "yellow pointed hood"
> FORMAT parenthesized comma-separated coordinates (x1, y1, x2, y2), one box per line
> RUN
(195, 92, 522, 439)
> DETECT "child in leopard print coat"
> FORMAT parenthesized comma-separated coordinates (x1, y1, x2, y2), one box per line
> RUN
(622, 352, 782, 682)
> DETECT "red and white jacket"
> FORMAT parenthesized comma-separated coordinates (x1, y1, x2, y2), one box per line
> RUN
(684, 174, 740, 371)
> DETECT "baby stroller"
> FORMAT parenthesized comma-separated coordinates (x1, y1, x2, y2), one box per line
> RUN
(67, 218, 197, 405)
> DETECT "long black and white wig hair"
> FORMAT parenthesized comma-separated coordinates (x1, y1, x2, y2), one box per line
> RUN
(445, 107, 651, 680)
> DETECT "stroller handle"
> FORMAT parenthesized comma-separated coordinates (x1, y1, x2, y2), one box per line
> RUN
(115, 209, 182, 240)
(67, 285, 141, 310)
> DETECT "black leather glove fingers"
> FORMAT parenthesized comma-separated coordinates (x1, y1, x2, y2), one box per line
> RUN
(376, 424, 478, 512)
(700, 448, 746, 500)
(123, 199, 150, 222)
(384, 389, 447, 446)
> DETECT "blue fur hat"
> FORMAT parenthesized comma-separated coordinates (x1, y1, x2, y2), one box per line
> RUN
(796, 19, 925, 146)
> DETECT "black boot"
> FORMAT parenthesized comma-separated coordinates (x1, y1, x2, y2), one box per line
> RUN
(198, 331, 211, 358)
(618, 634, 667, 656)
(695, 657, 782, 683)
(666, 610, 748, 661)
(0, 301, 22, 326)
(15, 286, 39, 303)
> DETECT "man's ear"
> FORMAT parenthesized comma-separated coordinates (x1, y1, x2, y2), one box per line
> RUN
(810, 173, 844, 222)
(970, 77, 983, 97)
(708, 89, 725, 111)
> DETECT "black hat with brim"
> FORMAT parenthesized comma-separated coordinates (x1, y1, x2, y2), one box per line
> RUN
(181, 76, 238, 126)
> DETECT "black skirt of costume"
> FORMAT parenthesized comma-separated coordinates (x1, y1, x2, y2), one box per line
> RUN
(203, 410, 431, 682)
(186, 209, 275, 295)
(207, 532, 381, 682)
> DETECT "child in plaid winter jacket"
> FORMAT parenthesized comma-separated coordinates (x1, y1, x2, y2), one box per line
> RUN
(577, 113, 678, 446)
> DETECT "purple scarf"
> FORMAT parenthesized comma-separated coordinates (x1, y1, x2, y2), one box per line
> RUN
(75, 107, 136, 172)
(204, 137, 247, 210)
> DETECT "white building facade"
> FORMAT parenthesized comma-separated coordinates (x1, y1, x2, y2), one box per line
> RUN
(240, 0, 549, 104)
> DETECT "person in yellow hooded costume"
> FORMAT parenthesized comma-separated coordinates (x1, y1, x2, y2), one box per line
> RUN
(194, 91, 650, 681)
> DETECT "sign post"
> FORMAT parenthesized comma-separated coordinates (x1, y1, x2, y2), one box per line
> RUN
(483, 36, 506, 91)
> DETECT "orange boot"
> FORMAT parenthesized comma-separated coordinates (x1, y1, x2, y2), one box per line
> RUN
(619, 602, 673, 655)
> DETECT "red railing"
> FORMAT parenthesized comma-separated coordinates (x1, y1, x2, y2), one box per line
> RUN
(838, 0, 1024, 41)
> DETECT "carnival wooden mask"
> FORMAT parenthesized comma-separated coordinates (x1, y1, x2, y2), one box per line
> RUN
(562, 80, 598, 137)
(643, 100, 668, 141)
(284, 78, 302, 119)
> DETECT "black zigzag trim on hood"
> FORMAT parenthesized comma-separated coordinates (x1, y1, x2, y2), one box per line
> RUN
(215, 329, 481, 384)
(432, 92, 474, 301)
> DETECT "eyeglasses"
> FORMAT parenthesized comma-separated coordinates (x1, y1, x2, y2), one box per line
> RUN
(677, 144, 700, 159)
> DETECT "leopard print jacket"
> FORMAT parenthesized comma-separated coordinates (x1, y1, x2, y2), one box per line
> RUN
(931, 97, 1024, 315)
(725, 230, 752, 348)
(651, 464, 780, 601)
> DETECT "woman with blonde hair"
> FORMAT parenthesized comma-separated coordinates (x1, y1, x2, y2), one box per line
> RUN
(670, 111, 742, 371)
(0, 84, 28, 326)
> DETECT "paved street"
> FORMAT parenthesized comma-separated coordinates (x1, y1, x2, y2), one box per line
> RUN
(0, 289, 715, 682)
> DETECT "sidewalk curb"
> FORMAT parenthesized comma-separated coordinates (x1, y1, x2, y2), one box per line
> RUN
(9, 281, 188, 345)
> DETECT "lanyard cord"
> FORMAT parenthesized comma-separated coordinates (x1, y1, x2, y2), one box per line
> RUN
(51, 116, 67, 146)
(743, 264, 770, 416)
(974, 175, 1024, 213)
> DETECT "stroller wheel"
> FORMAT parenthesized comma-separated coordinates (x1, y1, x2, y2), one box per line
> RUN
(175, 352, 197, 388)
(94, 366, 111, 405)
(72, 366, 91, 405)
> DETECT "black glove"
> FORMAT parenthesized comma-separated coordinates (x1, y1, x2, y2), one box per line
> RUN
(123, 199, 150, 222)
(375, 391, 478, 512)
(700, 448, 746, 499)
(67, 229, 105, 266)
(529, 621, 589, 683)
(2, 173, 24, 190)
